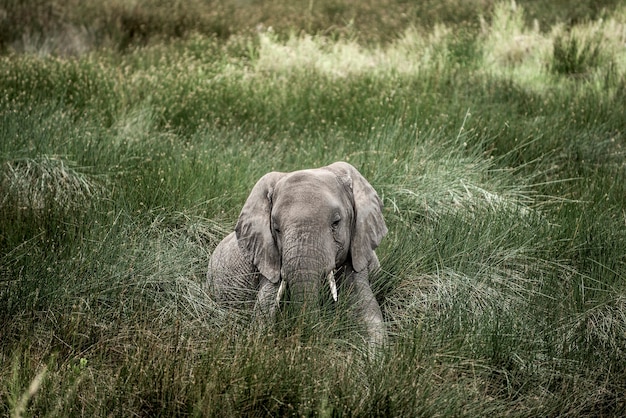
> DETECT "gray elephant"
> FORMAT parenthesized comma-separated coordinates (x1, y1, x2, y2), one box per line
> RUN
(207, 161, 388, 347)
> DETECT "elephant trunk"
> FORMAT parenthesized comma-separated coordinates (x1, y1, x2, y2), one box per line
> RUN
(288, 271, 322, 309)
(280, 237, 336, 310)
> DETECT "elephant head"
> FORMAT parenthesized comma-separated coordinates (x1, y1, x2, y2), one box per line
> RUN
(235, 162, 388, 311)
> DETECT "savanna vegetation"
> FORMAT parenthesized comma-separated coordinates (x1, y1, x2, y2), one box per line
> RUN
(1, 0, 626, 416)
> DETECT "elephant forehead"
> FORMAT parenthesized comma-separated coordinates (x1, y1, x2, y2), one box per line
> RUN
(273, 170, 344, 207)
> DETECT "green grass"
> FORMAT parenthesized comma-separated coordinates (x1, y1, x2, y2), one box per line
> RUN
(2, 1, 626, 416)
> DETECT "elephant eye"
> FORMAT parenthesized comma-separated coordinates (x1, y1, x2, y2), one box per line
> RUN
(331, 218, 341, 230)
(272, 219, 281, 235)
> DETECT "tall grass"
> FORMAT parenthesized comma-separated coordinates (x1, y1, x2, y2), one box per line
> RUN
(1, 0, 622, 53)
(1, 1, 626, 416)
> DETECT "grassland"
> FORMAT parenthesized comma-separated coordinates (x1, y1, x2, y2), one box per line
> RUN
(1, 1, 626, 416)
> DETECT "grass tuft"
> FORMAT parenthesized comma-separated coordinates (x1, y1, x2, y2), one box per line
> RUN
(551, 33, 603, 77)
(1, 156, 104, 213)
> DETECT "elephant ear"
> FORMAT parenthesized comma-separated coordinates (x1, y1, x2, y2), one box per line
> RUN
(235, 171, 285, 284)
(326, 162, 388, 272)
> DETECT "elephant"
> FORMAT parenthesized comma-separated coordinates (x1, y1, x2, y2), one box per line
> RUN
(207, 161, 388, 347)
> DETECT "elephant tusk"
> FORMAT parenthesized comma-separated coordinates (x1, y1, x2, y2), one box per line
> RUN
(275, 280, 286, 307)
(327, 270, 338, 302)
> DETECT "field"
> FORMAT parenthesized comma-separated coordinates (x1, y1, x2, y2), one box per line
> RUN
(1, 0, 626, 416)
